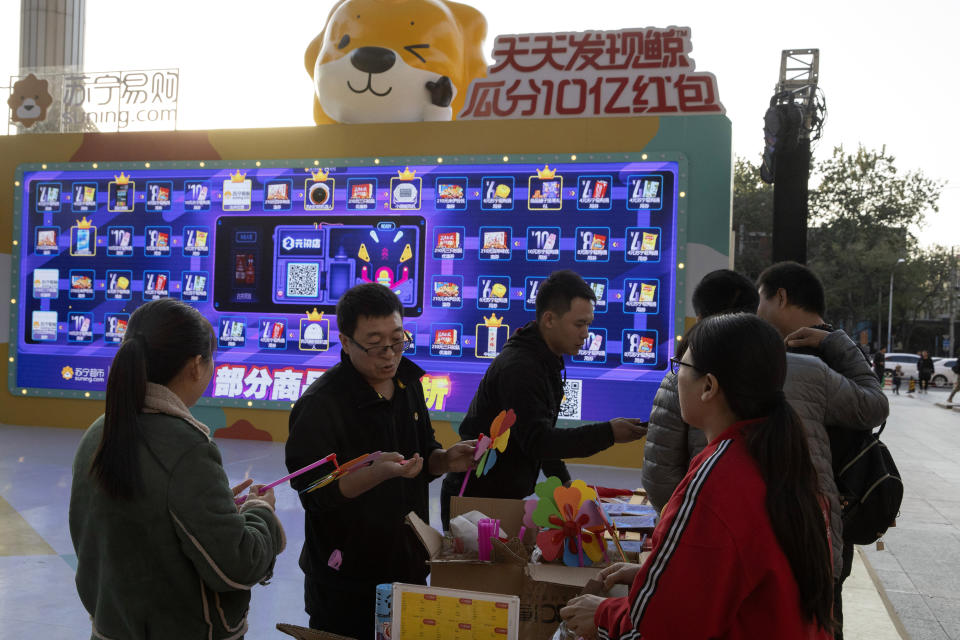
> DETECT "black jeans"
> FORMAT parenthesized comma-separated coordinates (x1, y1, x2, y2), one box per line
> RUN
(833, 541, 855, 640)
(306, 576, 378, 639)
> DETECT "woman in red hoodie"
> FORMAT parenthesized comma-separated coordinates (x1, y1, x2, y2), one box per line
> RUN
(561, 313, 834, 639)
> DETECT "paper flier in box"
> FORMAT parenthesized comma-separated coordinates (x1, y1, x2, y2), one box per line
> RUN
(272, 322, 285, 339)
(592, 180, 609, 199)
(437, 232, 460, 249)
(483, 231, 507, 250)
(83, 185, 96, 203)
(487, 326, 498, 352)
(641, 232, 658, 251)
(116, 319, 127, 333)
(117, 276, 130, 290)
(639, 336, 655, 353)
(37, 230, 56, 247)
(543, 233, 557, 251)
(542, 181, 560, 198)
(639, 283, 656, 302)
(494, 183, 511, 199)
(590, 234, 607, 250)
(155, 273, 167, 291)
(157, 232, 169, 248)
(435, 329, 457, 346)
(491, 283, 507, 298)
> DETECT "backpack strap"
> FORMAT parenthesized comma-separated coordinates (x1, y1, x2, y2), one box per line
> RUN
(875, 421, 887, 437)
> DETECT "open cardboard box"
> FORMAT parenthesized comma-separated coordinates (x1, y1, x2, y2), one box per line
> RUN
(406, 496, 626, 640)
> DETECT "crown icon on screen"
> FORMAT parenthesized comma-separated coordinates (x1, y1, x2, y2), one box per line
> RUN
(483, 313, 504, 327)
(305, 308, 325, 321)
(397, 167, 417, 180)
(75, 216, 93, 229)
(536, 165, 557, 179)
(311, 168, 330, 181)
(113, 172, 130, 185)
(230, 170, 247, 183)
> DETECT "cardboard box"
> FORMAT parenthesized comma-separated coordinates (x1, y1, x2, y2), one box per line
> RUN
(406, 496, 612, 640)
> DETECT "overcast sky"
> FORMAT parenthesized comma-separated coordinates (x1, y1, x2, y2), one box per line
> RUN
(3, 0, 957, 248)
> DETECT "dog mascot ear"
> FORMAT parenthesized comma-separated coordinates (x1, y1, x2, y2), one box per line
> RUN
(305, 0, 487, 124)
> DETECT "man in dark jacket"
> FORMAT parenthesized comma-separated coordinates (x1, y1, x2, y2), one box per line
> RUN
(286, 284, 476, 639)
(440, 270, 647, 529)
(873, 348, 886, 382)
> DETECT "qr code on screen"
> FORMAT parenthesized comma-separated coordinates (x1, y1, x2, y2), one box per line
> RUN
(559, 379, 582, 420)
(286, 262, 320, 298)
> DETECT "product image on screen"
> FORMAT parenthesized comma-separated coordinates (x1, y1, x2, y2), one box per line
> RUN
(12, 158, 680, 421)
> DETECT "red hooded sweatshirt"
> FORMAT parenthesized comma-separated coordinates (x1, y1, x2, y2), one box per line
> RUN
(596, 420, 832, 640)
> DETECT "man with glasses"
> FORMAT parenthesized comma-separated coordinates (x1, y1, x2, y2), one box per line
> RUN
(286, 283, 476, 638)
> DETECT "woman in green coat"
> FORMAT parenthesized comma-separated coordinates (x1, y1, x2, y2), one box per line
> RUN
(69, 299, 285, 639)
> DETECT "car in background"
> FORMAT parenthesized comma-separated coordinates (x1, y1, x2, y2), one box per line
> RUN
(883, 352, 920, 377)
(932, 358, 958, 388)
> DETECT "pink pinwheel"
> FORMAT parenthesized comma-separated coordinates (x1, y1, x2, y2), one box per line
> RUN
(458, 409, 516, 497)
(532, 479, 606, 567)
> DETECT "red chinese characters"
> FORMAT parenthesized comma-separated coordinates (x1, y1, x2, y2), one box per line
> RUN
(459, 27, 723, 120)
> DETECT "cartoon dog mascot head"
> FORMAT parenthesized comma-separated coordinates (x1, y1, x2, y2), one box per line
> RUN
(7, 74, 54, 128)
(305, 0, 487, 124)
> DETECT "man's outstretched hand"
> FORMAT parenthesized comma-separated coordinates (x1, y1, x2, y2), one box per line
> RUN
(611, 418, 648, 443)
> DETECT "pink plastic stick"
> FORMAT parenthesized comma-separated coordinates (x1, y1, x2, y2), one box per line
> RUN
(458, 470, 471, 497)
(235, 452, 337, 505)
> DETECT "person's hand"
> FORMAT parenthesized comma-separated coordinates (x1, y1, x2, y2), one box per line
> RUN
(596, 562, 641, 591)
(559, 594, 604, 639)
(784, 326, 830, 350)
(246, 484, 276, 509)
(372, 452, 423, 479)
(231, 478, 253, 497)
(444, 440, 478, 473)
(610, 418, 648, 443)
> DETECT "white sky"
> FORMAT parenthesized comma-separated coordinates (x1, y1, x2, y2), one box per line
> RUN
(2, 0, 958, 248)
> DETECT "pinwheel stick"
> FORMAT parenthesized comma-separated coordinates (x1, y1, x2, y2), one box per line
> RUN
(235, 453, 339, 505)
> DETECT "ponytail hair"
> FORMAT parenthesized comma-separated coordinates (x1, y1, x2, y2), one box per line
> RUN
(90, 299, 215, 499)
(682, 313, 834, 631)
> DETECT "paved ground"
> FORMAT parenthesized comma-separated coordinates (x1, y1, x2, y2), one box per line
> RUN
(861, 386, 960, 640)
(1, 386, 956, 638)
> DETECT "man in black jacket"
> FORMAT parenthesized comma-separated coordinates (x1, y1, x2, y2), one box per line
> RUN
(440, 270, 647, 529)
(286, 284, 476, 639)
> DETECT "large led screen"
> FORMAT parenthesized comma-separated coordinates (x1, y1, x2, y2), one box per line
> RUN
(12, 158, 679, 422)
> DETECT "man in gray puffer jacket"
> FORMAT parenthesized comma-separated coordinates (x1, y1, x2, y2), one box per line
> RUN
(643, 269, 760, 511)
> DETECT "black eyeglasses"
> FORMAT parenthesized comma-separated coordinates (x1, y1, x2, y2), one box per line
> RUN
(348, 332, 414, 357)
(669, 356, 703, 376)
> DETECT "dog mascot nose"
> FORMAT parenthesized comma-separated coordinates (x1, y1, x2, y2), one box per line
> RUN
(350, 47, 397, 74)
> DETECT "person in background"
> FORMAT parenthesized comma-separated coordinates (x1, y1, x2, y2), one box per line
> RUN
(948, 359, 960, 403)
(873, 347, 886, 382)
(893, 365, 903, 395)
(439, 269, 647, 529)
(917, 350, 935, 393)
(560, 314, 834, 640)
(286, 284, 476, 639)
(69, 299, 286, 640)
(642, 269, 759, 513)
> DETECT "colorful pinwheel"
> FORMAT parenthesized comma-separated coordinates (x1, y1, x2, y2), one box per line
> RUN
(526, 477, 607, 567)
(458, 409, 516, 496)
